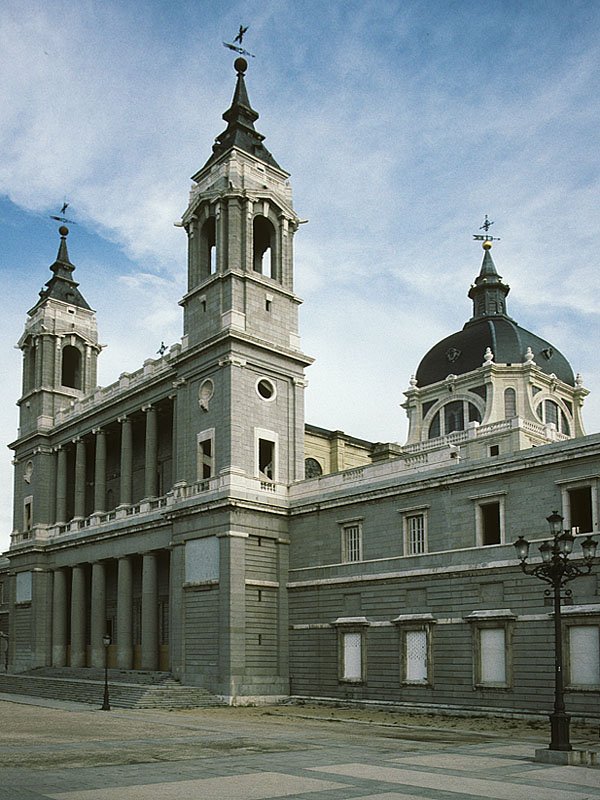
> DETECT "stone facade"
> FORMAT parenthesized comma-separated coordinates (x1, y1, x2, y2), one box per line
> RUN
(4, 59, 599, 715)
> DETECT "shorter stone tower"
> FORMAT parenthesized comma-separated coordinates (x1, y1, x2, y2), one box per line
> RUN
(402, 240, 588, 459)
(12, 226, 100, 538)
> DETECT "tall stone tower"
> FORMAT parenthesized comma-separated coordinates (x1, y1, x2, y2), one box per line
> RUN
(176, 57, 312, 488)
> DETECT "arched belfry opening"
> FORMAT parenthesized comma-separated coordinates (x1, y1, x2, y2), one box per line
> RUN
(200, 216, 217, 278)
(253, 215, 276, 279)
(61, 345, 82, 390)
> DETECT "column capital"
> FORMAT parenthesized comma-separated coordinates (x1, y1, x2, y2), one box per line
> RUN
(92, 427, 105, 436)
(118, 415, 129, 424)
(142, 403, 155, 413)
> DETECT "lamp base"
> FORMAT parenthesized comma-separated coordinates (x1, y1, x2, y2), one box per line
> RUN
(549, 711, 572, 751)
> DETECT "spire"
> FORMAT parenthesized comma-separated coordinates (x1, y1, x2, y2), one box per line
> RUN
(196, 57, 282, 175)
(30, 226, 91, 313)
(467, 241, 511, 322)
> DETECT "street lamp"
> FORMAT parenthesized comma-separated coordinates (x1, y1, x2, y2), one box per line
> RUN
(101, 633, 111, 711)
(514, 512, 598, 752)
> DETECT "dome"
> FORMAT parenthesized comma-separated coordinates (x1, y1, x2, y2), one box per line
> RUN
(415, 244, 575, 388)
(416, 316, 575, 387)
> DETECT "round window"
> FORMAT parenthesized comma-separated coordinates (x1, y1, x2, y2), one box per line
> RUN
(256, 378, 276, 400)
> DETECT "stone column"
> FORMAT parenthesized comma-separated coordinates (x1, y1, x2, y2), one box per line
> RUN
(119, 416, 132, 506)
(73, 438, 86, 519)
(93, 429, 106, 513)
(116, 556, 133, 669)
(70, 565, 87, 667)
(168, 544, 184, 678)
(141, 552, 159, 670)
(144, 405, 158, 499)
(90, 562, 106, 668)
(55, 447, 68, 525)
(51, 569, 68, 667)
(218, 532, 247, 698)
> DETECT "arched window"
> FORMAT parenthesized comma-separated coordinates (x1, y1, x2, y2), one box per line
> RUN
(200, 217, 216, 278)
(504, 388, 517, 418)
(428, 400, 481, 439)
(253, 216, 276, 278)
(537, 399, 571, 435)
(305, 457, 323, 479)
(61, 345, 82, 389)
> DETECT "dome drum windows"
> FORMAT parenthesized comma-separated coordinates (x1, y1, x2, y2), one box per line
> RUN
(426, 399, 482, 440)
(535, 398, 571, 436)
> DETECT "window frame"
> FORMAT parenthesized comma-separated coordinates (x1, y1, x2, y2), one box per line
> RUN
(339, 518, 363, 563)
(393, 614, 435, 687)
(558, 478, 598, 534)
(400, 507, 429, 556)
(254, 427, 278, 483)
(196, 428, 215, 482)
(563, 614, 600, 691)
(472, 493, 506, 546)
(467, 611, 514, 690)
(334, 617, 368, 684)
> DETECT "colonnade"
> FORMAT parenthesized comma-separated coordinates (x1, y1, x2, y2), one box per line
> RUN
(54, 403, 168, 526)
(51, 551, 168, 671)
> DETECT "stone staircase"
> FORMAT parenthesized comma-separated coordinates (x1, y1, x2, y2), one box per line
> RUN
(0, 668, 224, 709)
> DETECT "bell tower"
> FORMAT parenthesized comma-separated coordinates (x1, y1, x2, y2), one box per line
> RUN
(177, 58, 312, 486)
(17, 225, 100, 438)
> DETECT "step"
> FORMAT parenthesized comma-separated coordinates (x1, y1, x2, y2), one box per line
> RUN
(0, 672, 224, 709)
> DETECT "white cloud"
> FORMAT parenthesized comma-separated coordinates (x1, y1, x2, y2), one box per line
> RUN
(0, 0, 599, 552)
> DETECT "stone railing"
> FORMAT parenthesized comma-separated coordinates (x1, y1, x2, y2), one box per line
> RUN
(53, 346, 181, 427)
(9, 472, 286, 549)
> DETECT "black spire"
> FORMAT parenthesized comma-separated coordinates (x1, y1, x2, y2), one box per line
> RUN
(196, 57, 282, 175)
(30, 226, 91, 313)
(467, 242, 511, 322)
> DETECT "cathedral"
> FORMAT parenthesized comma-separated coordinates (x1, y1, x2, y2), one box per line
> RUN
(4, 58, 599, 717)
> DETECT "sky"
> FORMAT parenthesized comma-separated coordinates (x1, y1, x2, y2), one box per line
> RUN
(0, 0, 599, 553)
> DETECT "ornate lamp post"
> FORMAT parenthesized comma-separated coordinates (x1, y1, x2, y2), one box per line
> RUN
(514, 512, 597, 752)
(101, 633, 111, 711)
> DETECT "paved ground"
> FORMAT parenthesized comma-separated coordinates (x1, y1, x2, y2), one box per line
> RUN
(0, 694, 599, 800)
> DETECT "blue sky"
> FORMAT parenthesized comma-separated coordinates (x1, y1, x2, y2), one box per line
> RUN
(1, 0, 599, 551)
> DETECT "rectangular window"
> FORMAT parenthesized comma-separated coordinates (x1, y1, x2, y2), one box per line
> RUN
(404, 629, 428, 683)
(197, 429, 215, 481)
(568, 625, 600, 687)
(23, 496, 33, 532)
(479, 627, 507, 685)
(255, 428, 278, 483)
(258, 439, 275, 480)
(473, 496, 505, 546)
(567, 487, 593, 533)
(405, 513, 426, 555)
(480, 502, 501, 545)
(342, 631, 363, 681)
(341, 523, 362, 563)
(15, 571, 32, 604)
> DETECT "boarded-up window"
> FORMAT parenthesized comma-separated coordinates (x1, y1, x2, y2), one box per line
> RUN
(342, 632, 362, 681)
(479, 627, 506, 684)
(405, 629, 428, 682)
(569, 626, 600, 686)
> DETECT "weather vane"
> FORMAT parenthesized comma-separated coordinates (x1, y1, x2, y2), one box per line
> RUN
(50, 200, 76, 225)
(473, 214, 500, 244)
(223, 24, 255, 58)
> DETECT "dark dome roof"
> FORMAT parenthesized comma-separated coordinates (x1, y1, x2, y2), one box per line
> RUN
(416, 316, 575, 387)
